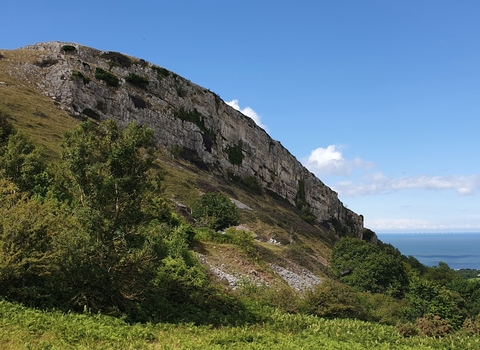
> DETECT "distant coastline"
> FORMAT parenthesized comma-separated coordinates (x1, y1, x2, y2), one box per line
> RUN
(377, 232, 480, 269)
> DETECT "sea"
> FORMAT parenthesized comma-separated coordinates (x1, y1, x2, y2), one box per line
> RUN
(376, 232, 480, 270)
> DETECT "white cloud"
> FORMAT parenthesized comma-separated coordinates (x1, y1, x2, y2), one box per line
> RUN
(303, 145, 374, 177)
(226, 99, 268, 131)
(333, 173, 480, 197)
(303, 145, 480, 197)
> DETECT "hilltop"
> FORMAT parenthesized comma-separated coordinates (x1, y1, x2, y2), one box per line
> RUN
(0, 41, 376, 290)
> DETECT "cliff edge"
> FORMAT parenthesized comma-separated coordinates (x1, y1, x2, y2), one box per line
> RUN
(7, 41, 366, 238)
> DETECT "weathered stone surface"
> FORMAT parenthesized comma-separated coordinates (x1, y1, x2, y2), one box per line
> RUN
(14, 41, 366, 238)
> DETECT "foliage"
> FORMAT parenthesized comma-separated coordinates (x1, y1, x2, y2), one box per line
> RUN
(0, 180, 60, 306)
(95, 67, 119, 87)
(405, 276, 465, 328)
(192, 192, 240, 231)
(416, 314, 453, 337)
(226, 139, 244, 165)
(461, 314, 480, 335)
(0, 110, 15, 144)
(424, 261, 462, 285)
(125, 72, 149, 89)
(331, 237, 409, 297)
(295, 179, 316, 224)
(0, 122, 49, 196)
(302, 279, 365, 319)
(448, 278, 480, 317)
(359, 292, 409, 325)
(152, 65, 170, 80)
(174, 107, 215, 146)
(0, 119, 242, 322)
(240, 175, 263, 194)
(100, 51, 132, 68)
(71, 70, 90, 84)
(457, 268, 480, 280)
(61, 45, 77, 52)
(3, 299, 480, 349)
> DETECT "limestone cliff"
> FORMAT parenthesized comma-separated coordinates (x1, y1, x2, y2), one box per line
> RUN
(8, 41, 365, 237)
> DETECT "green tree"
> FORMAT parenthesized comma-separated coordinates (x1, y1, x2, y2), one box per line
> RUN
(0, 179, 61, 306)
(405, 276, 464, 328)
(331, 237, 409, 297)
(0, 111, 15, 144)
(424, 261, 462, 286)
(57, 119, 171, 313)
(192, 192, 239, 231)
(302, 279, 365, 319)
(0, 113, 48, 196)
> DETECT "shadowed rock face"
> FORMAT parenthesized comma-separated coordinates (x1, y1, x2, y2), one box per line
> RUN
(14, 41, 366, 238)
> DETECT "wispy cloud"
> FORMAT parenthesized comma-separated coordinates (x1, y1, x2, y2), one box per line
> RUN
(334, 173, 480, 196)
(303, 145, 374, 177)
(303, 145, 480, 197)
(226, 99, 268, 131)
(367, 218, 480, 232)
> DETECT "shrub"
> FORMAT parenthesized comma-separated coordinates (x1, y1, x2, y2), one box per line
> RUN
(174, 108, 215, 149)
(192, 192, 239, 231)
(100, 51, 132, 68)
(461, 315, 480, 335)
(302, 279, 365, 319)
(95, 67, 119, 87)
(61, 45, 76, 53)
(125, 73, 149, 89)
(396, 322, 419, 337)
(71, 70, 90, 85)
(229, 228, 255, 256)
(152, 65, 170, 80)
(0, 111, 15, 144)
(226, 140, 244, 165)
(241, 176, 263, 195)
(416, 314, 453, 337)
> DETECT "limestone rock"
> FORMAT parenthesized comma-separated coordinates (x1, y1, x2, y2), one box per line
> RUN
(13, 41, 367, 238)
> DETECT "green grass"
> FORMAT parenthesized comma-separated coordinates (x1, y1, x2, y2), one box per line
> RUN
(0, 49, 78, 158)
(1, 300, 479, 349)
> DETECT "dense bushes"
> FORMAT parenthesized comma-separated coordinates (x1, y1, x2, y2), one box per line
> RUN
(95, 67, 119, 87)
(125, 73, 149, 89)
(331, 237, 408, 297)
(0, 117, 240, 322)
(192, 192, 239, 231)
(226, 139, 244, 165)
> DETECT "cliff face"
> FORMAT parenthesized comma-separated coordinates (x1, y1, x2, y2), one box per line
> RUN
(10, 41, 365, 237)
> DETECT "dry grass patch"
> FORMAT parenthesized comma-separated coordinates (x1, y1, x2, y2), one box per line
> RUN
(0, 49, 77, 158)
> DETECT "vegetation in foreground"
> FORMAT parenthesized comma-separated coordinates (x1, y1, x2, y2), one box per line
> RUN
(1, 113, 480, 348)
(2, 299, 480, 349)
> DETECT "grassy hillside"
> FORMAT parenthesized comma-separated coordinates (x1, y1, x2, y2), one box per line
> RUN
(1, 46, 480, 348)
(0, 49, 78, 157)
(2, 299, 479, 349)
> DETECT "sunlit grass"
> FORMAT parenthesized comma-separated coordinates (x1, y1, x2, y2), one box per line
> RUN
(0, 49, 77, 159)
(1, 300, 479, 349)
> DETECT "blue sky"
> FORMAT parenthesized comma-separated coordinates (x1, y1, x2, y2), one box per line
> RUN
(3, 1, 480, 233)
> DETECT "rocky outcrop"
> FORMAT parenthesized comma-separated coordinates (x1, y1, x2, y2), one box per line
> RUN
(10, 41, 365, 237)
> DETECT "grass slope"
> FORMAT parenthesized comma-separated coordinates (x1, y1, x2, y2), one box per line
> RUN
(1, 300, 479, 349)
(0, 49, 78, 158)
